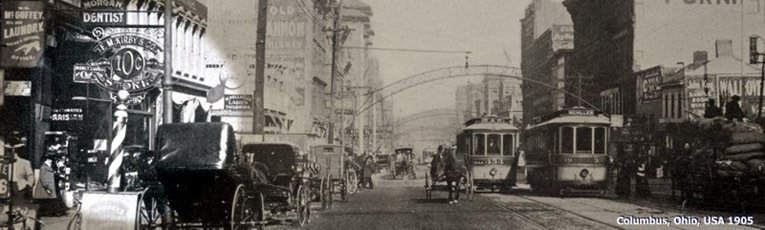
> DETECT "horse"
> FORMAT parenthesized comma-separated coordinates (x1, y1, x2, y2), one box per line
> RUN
(429, 146, 465, 204)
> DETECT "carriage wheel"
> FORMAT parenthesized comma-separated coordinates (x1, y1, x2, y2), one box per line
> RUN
(328, 176, 334, 208)
(66, 212, 81, 230)
(347, 171, 359, 195)
(466, 173, 474, 201)
(425, 173, 432, 200)
(320, 176, 328, 210)
(256, 193, 267, 230)
(341, 179, 348, 202)
(137, 192, 165, 229)
(231, 184, 256, 230)
(296, 185, 311, 226)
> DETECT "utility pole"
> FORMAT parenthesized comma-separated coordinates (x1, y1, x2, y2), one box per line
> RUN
(162, 0, 173, 124)
(254, 0, 268, 134)
(328, 0, 343, 144)
(372, 91, 377, 154)
(751, 36, 764, 119)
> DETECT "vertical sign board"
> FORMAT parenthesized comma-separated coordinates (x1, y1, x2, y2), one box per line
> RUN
(80, 192, 139, 230)
(0, 156, 9, 199)
(0, 0, 46, 68)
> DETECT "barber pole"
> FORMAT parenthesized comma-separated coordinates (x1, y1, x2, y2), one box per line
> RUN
(108, 90, 130, 193)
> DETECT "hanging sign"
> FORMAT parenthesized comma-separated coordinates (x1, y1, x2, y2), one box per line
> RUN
(224, 94, 253, 110)
(73, 27, 164, 104)
(81, 0, 129, 25)
(0, 0, 45, 68)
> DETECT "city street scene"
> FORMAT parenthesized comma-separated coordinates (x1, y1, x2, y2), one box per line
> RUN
(4, 0, 765, 229)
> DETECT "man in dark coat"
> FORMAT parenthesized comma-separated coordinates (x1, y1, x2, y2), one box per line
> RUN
(361, 156, 376, 189)
(725, 95, 745, 121)
(703, 99, 723, 118)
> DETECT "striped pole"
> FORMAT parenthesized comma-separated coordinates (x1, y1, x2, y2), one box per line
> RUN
(108, 91, 130, 193)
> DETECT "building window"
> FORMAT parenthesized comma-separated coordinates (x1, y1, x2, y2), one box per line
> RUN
(663, 94, 668, 118)
(670, 94, 675, 119)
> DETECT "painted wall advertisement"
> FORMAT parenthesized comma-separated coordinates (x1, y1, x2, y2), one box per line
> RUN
(267, 0, 307, 54)
(1, 0, 45, 68)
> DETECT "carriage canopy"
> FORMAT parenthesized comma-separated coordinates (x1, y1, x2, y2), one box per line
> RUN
(154, 122, 237, 170)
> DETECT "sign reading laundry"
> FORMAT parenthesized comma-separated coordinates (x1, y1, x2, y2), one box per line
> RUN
(0, 0, 45, 68)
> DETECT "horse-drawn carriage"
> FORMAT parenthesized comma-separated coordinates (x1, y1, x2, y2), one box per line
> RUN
(311, 145, 357, 209)
(67, 122, 312, 229)
(425, 146, 473, 202)
(392, 148, 416, 179)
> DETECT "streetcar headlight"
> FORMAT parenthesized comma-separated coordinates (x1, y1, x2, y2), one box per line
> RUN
(489, 168, 498, 176)
(579, 169, 590, 179)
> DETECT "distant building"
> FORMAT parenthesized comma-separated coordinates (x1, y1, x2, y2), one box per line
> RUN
(564, 0, 765, 115)
(521, 0, 573, 122)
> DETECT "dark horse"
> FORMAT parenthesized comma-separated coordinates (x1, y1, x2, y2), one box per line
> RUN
(430, 146, 465, 204)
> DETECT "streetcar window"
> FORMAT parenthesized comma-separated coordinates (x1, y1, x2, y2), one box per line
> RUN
(503, 134, 514, 156)
(474, 134, 485, 155)
(561, 127, 573, 154)
(576, 127, 592, 154)
(487, 134, 501, 155)
(595, 127, 606, 154)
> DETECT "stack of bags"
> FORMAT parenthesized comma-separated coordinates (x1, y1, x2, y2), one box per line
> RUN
(697, 117, 765, 177)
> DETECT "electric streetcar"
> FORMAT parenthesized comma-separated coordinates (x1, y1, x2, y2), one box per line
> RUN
(524, 107, 611, 196)
(456, 115, 521, 192)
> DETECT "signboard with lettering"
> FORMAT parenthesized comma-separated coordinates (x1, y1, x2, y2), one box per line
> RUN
(4, 80, 32, 96)
(636, 67, 661, 103)
(81, 0, 129, 25)
(73, 27, 164, 104)
(51, 108, 84, 121)
(552, 25, 574, 51)
(0, 0, 45, 68)
(224, 94, 253, 110)
(267, 0, 307, 54)
(0, 161, 9, 199)
(80, 192, 139, 230)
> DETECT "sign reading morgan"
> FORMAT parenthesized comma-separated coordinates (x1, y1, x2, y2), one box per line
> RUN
(74, 27, 164, 104)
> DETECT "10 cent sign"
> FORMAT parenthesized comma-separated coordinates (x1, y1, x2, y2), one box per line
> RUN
(74, 27, 164, 104)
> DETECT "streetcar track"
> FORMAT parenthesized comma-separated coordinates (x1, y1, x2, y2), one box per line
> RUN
(475, 195, 550, 230)
(514, 195, 625, 230)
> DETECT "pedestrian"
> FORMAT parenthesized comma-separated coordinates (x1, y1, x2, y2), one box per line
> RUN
(703, 99, 723, 118)
(4, 133, 35, 200)
(615, 145, 633, 198)
(725, 95, 745, 121)
(635, 152, 651, 198)
(361, 156, 376, 189)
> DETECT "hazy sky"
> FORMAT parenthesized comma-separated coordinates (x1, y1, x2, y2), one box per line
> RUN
(363, 0, 533, 119)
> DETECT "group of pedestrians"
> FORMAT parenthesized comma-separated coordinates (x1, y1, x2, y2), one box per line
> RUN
(347, 152, 378, 190)
(615, 95, 746, 199)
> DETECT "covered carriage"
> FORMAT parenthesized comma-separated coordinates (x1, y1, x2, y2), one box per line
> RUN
(67, 122, 266, 230)
(311, 144, 357, 209)
(241, 142, 313, 226)
(392, 147, 416, 179)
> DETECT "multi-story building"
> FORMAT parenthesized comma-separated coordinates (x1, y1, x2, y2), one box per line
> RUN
(206, 0, 335, 150)
(564, 0, 765, 116)
(0, 0, 207, 179)
(520, 0, 573, 122)
(454, 76, 522, 124)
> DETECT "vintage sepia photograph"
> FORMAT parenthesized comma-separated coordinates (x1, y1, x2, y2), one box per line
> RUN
(2, 0, 765, 229)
